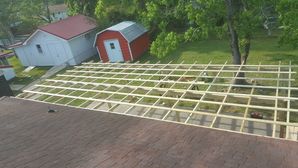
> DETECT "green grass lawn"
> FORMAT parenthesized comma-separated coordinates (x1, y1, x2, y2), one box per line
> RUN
(138, 35, 298, 122)
(139, 36, 298, 64)
(7, 55, 51, 85)
(138, 35, 298, 86)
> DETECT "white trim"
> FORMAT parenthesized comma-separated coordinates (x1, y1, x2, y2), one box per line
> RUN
(24, 30, 68, 45)
(103, 39, 124, 62)
(67, 28, 97, 42)
(96, 46, 102, 61)
(93, 31, 103, 47)
(22, 30, 41, 45)
(18, 62, 298, 141)
(127, 42, 133, 61)
(23, 28, 96, 47)
(93, 30, 134, 61)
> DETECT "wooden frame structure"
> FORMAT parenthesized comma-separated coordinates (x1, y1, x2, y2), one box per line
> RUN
(17, 61, 298, 141)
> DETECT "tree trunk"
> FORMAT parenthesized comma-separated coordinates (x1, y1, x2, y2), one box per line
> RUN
(242, 35, 251, 65)
(44, 0, 52, 23)
(225, 0, 246, 85)
(225, 0, 241, 65)
(137, 0, 146, 10)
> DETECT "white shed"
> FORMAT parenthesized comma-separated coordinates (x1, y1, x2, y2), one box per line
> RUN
(12, 15, 97, 66)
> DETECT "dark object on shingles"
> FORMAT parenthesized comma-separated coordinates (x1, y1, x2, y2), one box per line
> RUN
(250, 112, 263, 119)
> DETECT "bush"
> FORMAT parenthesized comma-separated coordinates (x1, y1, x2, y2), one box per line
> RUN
(150, 32, 179, 58)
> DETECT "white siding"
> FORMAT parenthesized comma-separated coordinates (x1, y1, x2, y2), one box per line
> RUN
(50, 11, 68, 22)
(68, 30, 97, 64)
(14, 30, 73, 66)
(0, 68, 16, 80)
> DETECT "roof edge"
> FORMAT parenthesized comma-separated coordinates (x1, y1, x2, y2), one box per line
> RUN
(13, 27, 97, 48)
(93, 21, 148, 47)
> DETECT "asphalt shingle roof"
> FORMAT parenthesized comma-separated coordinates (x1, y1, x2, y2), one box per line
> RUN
(0, 97, 297, 168)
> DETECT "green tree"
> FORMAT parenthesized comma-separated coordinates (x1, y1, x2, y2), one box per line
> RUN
(186, 0, 262, 66)
(0, 0, 18, 42)
(150, 32, 179, 58)
(94, 0, 141, 28)
(0, 0, 57, 42)
(139, 0, 189, 57)
(50, 0, 64, 3)
(277, 0, 298, 48)
(65, 0, 97, 16)
(140, 0, 264, 84)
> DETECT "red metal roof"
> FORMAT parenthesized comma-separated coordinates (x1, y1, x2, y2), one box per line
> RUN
(38, 14, 97, 40)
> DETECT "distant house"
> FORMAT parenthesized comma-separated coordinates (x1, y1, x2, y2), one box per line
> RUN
(94, 21, 149, 62)
(0, 51, 15, 80)
(12, 15, 97, 66)
(49, 4, 68, 22)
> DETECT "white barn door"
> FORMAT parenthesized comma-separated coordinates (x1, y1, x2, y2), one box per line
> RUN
(104, 39, 124, 62)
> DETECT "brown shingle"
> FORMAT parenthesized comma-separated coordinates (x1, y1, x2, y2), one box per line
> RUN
(0, 97, 297, 168)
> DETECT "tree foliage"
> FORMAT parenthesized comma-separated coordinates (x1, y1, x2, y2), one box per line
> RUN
(0, 0, 62, 41)
(65, 0, 98, 17)
(18, 0, 50, 29)
(94, 0, 141, 28)
(138, 0, 189, 57)
(150, 32, 179, 58)
(277, 0, 298, 48)
(2, 0, 296, 65)
(0, 0, 19, 42)
(138, 0, 263, 64)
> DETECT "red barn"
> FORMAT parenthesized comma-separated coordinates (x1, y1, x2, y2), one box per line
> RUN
(94, 21, 149, 62)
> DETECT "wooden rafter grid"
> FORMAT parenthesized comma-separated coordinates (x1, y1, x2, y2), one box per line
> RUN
(17, 61, 298, 141)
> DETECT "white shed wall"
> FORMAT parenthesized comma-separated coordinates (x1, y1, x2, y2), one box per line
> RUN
(50, 11, 68, 22)
(14, 30, 74, 66)
(68, 30, 97, 64)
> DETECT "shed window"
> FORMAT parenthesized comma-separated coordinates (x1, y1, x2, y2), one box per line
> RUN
(36, 44, 43, 53)
(110, 43, 115, 49)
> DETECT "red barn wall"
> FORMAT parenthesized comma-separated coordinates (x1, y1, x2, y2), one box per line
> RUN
(96, 31, 131, 62)
(129, 32, 150, 60)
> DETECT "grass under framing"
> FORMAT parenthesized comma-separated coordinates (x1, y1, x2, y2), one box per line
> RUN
(137, 35, 298, 122)
(18, 33, 298, 124)
(7, 55, 51, 85)
(138, 35, 298, 86)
